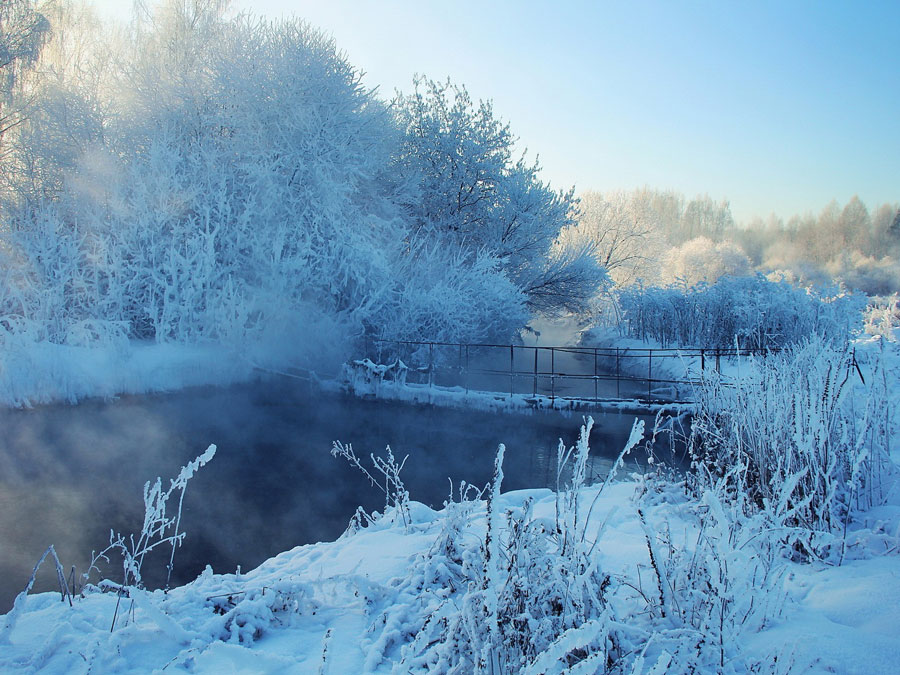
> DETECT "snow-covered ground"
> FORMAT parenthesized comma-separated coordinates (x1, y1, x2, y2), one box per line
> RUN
(2, 472, 899, 673)
(1, 330, 897, 673)
(0, 340, 257, 408)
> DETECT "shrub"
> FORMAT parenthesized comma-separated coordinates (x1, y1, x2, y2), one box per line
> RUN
(686, 336, 894, 559)
(617, 274, 864, 349)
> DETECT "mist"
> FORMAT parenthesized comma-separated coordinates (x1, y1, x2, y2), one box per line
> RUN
(0, 375, 665, 612)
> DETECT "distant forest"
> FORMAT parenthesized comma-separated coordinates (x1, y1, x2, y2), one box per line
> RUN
(567, 189, 900, 296)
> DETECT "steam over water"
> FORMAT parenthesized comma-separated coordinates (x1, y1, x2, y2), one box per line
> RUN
(0, 377, 669, 611)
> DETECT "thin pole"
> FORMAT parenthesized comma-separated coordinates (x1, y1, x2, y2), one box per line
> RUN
(533, 347, 538, 397)
(429, 342, 434, 387)
(465, 344, 469, 394)
(647, 349, 652, 401)
(616, 348, 620, 399)
(593, 347, 598, 401)
(551, 347, 555, 401)
(510, 345, 514, 398)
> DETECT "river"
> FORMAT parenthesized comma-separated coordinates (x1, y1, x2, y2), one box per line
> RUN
(0, 375, 674, 612)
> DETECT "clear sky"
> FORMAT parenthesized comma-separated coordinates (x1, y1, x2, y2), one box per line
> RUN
(90, 0, 899, 223)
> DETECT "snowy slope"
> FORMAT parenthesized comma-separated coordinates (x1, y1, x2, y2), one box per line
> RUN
(0, 333, 896, 673)
(2, 471, 899, 673)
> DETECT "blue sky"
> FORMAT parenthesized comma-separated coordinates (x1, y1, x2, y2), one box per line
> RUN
(91, 0, 899, 223)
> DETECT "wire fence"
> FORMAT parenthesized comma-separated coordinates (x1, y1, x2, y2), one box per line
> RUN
(361, 337, 774, 404)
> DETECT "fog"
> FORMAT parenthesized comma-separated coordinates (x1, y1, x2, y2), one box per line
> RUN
(0, 376, 668, 612)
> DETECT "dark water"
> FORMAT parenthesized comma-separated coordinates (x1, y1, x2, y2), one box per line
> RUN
(0, 376, 677, 612)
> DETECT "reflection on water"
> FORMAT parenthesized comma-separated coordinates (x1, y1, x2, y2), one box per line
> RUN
(0, 376, 679, 612)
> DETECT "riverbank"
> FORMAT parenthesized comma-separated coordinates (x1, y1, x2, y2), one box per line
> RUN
(2, 463, 899, 673)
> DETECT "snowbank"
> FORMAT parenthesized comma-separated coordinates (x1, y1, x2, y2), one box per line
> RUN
(0, 340, 258, 408)
(1, 328, 897, 672)
(3, 475, 899, 673)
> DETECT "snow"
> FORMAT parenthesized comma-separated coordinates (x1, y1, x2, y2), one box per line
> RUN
(0, 326, 897, 672)
(2, 471, 899, 673)
(341, 354, 693, 418)
(0, 340, 257, 408)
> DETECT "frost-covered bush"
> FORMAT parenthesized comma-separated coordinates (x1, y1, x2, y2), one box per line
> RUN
(826, 251, 900, 297)
(660, 236, 752, 286)
(864, 294, 900, 341)
(345, 417, 796, 673)
(632, 471, 790, 672)
(360, 421, 644, 673)
(376, 243, 528, 345)
(687, 336, 894, 558)
(3, 5, 583, 377)
(618, 274, 864, 349)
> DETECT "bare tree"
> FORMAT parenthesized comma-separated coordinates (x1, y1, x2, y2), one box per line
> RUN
(561, 190, 662, 286)
(0, 0, 50, 150)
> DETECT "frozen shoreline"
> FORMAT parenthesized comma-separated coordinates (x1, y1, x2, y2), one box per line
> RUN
(1, 334, 897, 672)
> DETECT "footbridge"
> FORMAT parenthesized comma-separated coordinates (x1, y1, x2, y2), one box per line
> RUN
(349, 337, 766, 414)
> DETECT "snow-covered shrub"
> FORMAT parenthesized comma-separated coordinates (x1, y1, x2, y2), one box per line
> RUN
(825, 251, 900, 297)
(631, 469, 790, 672)
(63, 319, 129, 351)
(378, 243, 528, 345)
(687, 336, 894, 558)
(358, 420, 652, 673)
(332, 442, 412, 531)
(618, 274, 864, 349)
(660, 236, 752, 286)
(864, 294, 900, 341)
(340, 415, 799, 673)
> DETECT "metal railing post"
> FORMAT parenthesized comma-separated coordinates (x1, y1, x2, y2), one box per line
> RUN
(616, 348, 620, 399)
(465, 344, 469, 394)
(550, 347, 555, 401)
(510, 345, 514, 398)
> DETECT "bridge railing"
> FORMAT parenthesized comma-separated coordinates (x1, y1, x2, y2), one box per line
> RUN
(361, 337, 775, 404)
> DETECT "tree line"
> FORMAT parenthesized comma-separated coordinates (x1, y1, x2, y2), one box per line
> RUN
(2, 0, 893, 367)
(566, 188, 899, 295)
(0, 0, 603, 361)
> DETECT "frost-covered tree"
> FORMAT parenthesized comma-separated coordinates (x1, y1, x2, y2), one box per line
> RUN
(559, 189, 665, 286)
(888, 208, 900, 245)
(0, 0, 50, 149)
(2, 1, 113, 207)
(660, 236, 751, 286)
(680, 193, 734, 242)
(839, 194, 871, 251)
(1, 2, 410, 352)
(393, 76, 604, 315)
